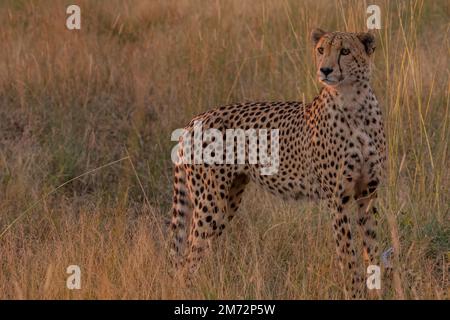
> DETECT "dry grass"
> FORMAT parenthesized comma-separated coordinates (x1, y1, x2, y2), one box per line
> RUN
(0, 0, 448, 299)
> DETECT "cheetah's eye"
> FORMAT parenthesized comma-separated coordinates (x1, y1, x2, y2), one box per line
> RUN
(317, 47, 324, 54)
(341, 48, 350, 55)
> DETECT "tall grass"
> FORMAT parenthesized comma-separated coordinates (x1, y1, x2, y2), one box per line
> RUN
(0, 0, 448, 299)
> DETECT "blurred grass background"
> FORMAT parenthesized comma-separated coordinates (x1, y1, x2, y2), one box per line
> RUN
(0, 0, 448, 299)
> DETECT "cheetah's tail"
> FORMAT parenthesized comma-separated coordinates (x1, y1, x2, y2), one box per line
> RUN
(168, 164, 192, 269)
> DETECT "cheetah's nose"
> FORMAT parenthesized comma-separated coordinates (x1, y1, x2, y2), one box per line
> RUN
(320, 67, 333, 76)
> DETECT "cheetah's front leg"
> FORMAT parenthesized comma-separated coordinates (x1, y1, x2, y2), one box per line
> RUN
(355, 186, 384, 299)
(327, 194, 364, 299)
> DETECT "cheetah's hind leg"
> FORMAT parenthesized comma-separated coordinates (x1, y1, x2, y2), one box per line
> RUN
(184, 169, 249, 279)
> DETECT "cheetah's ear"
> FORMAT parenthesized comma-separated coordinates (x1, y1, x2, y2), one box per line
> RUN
(311, 28, 327, 46)
(357, 32, 376, 55)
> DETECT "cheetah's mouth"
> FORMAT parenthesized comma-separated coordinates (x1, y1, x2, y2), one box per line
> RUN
(319, 74, 345, 86)
(321, 78, 339, 85)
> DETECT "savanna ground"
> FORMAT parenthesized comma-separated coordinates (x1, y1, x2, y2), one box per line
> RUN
(0, 0, 448, 299)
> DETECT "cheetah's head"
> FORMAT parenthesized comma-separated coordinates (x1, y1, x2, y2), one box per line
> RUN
(311, 29, 376, 88)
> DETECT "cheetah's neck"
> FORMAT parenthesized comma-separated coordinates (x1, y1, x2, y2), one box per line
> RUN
(321, 81, 375, 112)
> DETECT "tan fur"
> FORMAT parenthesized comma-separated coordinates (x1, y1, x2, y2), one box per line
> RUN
(169, 30, 387, 299)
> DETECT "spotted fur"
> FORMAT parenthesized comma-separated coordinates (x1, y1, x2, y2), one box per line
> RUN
(169, 29, 387, 299)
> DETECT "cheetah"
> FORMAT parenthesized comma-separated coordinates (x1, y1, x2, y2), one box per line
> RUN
(169, 29, 387, 299)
